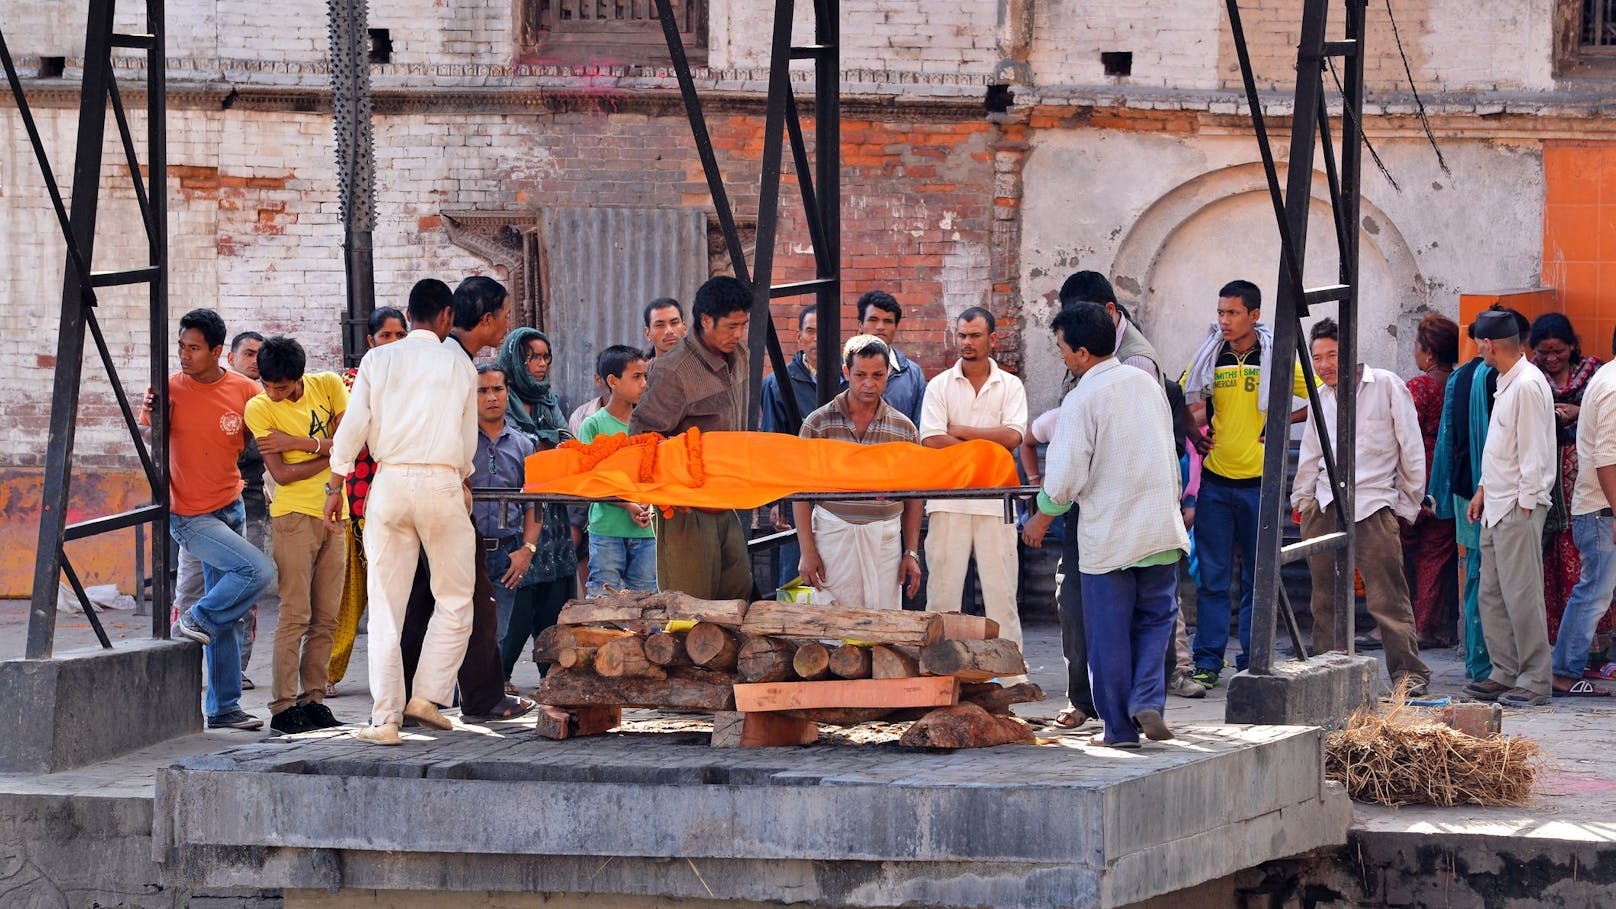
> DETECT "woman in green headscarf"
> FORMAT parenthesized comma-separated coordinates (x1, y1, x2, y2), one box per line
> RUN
(495, 327, 577, 688)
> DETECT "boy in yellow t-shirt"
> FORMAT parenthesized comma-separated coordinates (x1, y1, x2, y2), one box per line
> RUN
(244, 336, 348, 735)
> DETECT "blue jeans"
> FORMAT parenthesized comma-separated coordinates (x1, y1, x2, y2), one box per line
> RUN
(1191, 480, 1259, 673)
(1553, 513, 1616, 680)
(587, 535, 657, 595)
(1079, 561, 1180, 745)
(169, 499, 273, 717)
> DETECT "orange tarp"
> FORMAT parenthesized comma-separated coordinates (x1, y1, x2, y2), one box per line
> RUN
(522, 429, 1019, 510)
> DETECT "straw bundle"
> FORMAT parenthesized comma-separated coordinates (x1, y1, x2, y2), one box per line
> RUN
(1324, 701, 1545, 807)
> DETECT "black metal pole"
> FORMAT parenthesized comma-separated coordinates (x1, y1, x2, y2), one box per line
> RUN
(148, 0, 171, 638)
(1334, 0, 1367, 652)
(746, 0, 800, 430)
(813, 0, 841, 409)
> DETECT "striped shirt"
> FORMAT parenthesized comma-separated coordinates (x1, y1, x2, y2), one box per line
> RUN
(800, 391, 918, 522)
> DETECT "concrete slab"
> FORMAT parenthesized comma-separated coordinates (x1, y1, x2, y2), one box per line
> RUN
(1222, 653, 1377, 726)
(154, 723, 1349, 908)
(0, 638, 203, 772)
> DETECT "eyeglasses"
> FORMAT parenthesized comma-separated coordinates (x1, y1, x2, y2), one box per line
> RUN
(525, 352, 553, 363)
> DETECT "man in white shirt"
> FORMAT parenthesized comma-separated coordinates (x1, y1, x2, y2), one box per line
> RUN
(326, 281, 481, 744)
(919, 307, 1028, 648)
(1292, 318, 1430, 693)
(1551, 349, 1616, 695)
(1463, 309, 1558, 707)
(1023, 303, 1189, 747)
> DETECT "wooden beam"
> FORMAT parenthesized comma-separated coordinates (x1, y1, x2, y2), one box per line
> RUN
(733, 676, 960, 712)
(742, 601, 942, 646)
(535, 668, 736, 710)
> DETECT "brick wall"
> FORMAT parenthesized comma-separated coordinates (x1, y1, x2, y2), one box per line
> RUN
(711, 0, 1002, 77)
(1029, 0, 1223, 91)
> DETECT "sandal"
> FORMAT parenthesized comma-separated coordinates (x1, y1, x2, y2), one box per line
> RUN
(1053, 707, 1090, 729)
(504, 681, 519, 696)
(324, 683, 339, 698)
(463, 694, 535, 721)
(1553, 679, 1612, 698)
(240, 677, 255, 690)
(1499, 687, 1550, 707)
(1463, 679, 1509, 701)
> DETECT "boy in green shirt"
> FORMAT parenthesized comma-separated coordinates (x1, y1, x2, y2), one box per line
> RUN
(577, 345, 656, 594)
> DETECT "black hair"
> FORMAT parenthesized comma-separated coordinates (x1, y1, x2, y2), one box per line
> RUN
(1219, 280, 1262, 312)
(1487, 303, 1532, 342)
(643, 297, 683, 328)
(1051, 303, 1115, 357)
(1309, 317, 1339, 345)
(957, 306, 996, 334)
(452, 276, 508, 331)
(229, 330, 264, 353)
(256, 335, 306, 383)
(798, 305, 817, 331)
(476, 362, 505, 379)
(843, 336, 892, 371)
(1058, 271, 1117, 307)
(596, 344, 648, 382)
(691, 276, 751, 333)
(179, 309, 227, 349)
(1528, 311, 1581, 364)
(407, 278, 453, 324)
(368, 306, 406, 337)
(856, 289, 902, 324)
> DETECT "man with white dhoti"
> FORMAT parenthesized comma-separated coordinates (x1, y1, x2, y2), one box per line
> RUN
(793, 335, 923, 610)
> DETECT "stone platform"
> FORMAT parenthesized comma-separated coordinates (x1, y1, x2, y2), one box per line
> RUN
(154, 721, 1350, 909)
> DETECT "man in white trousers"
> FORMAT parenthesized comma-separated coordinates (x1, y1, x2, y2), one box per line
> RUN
(325, 279, 480, 745)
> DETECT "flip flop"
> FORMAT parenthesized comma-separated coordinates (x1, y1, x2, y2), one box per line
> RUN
(1088, 734, 1141, 750)
(1053, 707, 1090, 729)
(1553, 679, 1612, 698)
(463, 694, 535, 721)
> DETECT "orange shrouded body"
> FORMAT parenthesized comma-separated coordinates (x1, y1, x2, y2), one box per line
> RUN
(522, 428, 1019, 511)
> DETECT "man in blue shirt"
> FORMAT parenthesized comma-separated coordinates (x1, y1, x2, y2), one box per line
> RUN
(853, 290, 926, 427)
(468, 364, 543, 680)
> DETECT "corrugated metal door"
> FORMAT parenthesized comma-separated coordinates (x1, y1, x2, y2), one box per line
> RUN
(538, 206, 708, 416)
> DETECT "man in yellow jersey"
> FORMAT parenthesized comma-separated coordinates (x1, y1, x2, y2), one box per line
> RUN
(1181, 280, 1311, 688)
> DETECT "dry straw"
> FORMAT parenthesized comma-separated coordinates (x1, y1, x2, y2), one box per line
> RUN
(1324, 693, 1545, 808)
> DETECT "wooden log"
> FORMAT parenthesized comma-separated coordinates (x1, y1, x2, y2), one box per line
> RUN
(923, 612, 1001, 644)
(556, 646, 597, 671)
(558, 592, 747, 628)
(644, 631, 693, 667)
(960, 681, 1046, 715)
(738, 636, 797, 683)
(742, 601, 943, 646)
(778, 706, 895, 726)
(535, 668, 736, 710)
(870, 644, 920, 679)
(792, 642, 832, 681)
(711, 711, 818, 747)
(828, 644, 873, 679)
(532, 705, 623, 741)
(919, 639, 1027, 682)
(686, 622, 743, 671)
(533, 705, 572, 740)
(535, 624, 637, 662)
(659, 593, 748, 626)
(595, 636, 668, 680)
(733, 676, 959, 712)
(898, 702, 1036, 749)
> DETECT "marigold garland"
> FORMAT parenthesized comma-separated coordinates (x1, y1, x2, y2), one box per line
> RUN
(558, 431, 667, 483)
(685, 426, 705, 487)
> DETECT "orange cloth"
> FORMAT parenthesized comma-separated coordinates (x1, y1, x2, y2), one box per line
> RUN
(523, 429, 1019, 510)
(168, 371, 262, 516)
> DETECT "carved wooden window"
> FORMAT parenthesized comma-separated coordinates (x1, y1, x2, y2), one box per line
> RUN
(518, 0, 706, 65)
(1586, 0, 1616, 50)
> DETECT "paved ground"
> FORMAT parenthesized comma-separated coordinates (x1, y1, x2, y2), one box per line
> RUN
(3, 597, 1615, 845)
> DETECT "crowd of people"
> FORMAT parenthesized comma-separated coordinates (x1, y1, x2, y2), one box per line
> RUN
(143, 263, 1616, 747)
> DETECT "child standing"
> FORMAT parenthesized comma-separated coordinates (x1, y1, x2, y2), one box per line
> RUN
(577, 345, 657, 594)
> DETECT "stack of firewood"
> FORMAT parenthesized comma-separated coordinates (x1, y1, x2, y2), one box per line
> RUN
(530, 590, 1043, 748)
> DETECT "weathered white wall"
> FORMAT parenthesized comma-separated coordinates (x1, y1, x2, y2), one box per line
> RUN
(1029, 0, 1222, 90)
(709, 0, 1001, 75)
(1018, 129, 1546, 413)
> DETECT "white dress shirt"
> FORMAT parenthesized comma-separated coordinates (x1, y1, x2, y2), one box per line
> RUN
(1292, 365, 1426, 524)
(1573, 360, 1616, 515)
(918, 358, 1029, 516)
(1479, 355, 1557, 527)
(330, 329, 479, 480)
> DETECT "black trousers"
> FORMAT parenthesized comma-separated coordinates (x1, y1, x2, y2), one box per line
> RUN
(1057, 509, 1096, 715)
(401, 537, 504, 715)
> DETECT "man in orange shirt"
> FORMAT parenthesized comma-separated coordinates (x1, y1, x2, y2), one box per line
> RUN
(145, 309, 276, 730)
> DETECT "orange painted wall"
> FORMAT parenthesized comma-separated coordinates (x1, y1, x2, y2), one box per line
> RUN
(1543, 142, 1616, 355)
(0, 468, 152, 598)
(1456, 289, 1557, 362)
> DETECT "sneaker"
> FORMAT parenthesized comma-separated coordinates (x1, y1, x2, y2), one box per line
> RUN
(1169, 671, 1208, 699)
(1190, 668, 1219, 690)
(270, 704, 318, 735)
(300, 701, 343, 730)
(172, 610, 211, 645)
(207, 710, 264, 731)
(355, 723, 402, 746)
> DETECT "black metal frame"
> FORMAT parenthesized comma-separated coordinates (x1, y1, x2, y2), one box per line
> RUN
(329, 0, 378, 368)
(654, 0, 841, 432)
(1225, 0, 1366, 677)
(7, 0, 170, 658)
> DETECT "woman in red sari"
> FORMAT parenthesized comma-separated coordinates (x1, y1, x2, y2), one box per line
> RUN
(1531, 313, 1608, 646)
(1403, 313, 1460, 647)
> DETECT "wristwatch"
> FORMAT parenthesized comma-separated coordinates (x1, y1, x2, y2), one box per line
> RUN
(324, 482, 342, 496)
(523, 541, 538, 554)
(903, 549, 921, 563)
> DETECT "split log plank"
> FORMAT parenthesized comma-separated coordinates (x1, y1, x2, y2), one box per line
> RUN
(919, 639, 1027, 682)
(870, 644, 920, 679)
(742, 601, 942, 646)
(792, 642, 832, 681)
(559, 593, 747, 628)
(778, 706, 895, 725)
(738, 636, 796, 683)
(733, 676, 959, 712)
(686, 622, 742, 671)
(535, 668, 736, 711)
(828, 644, 872, 679)
(596, 636, 668, 680)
